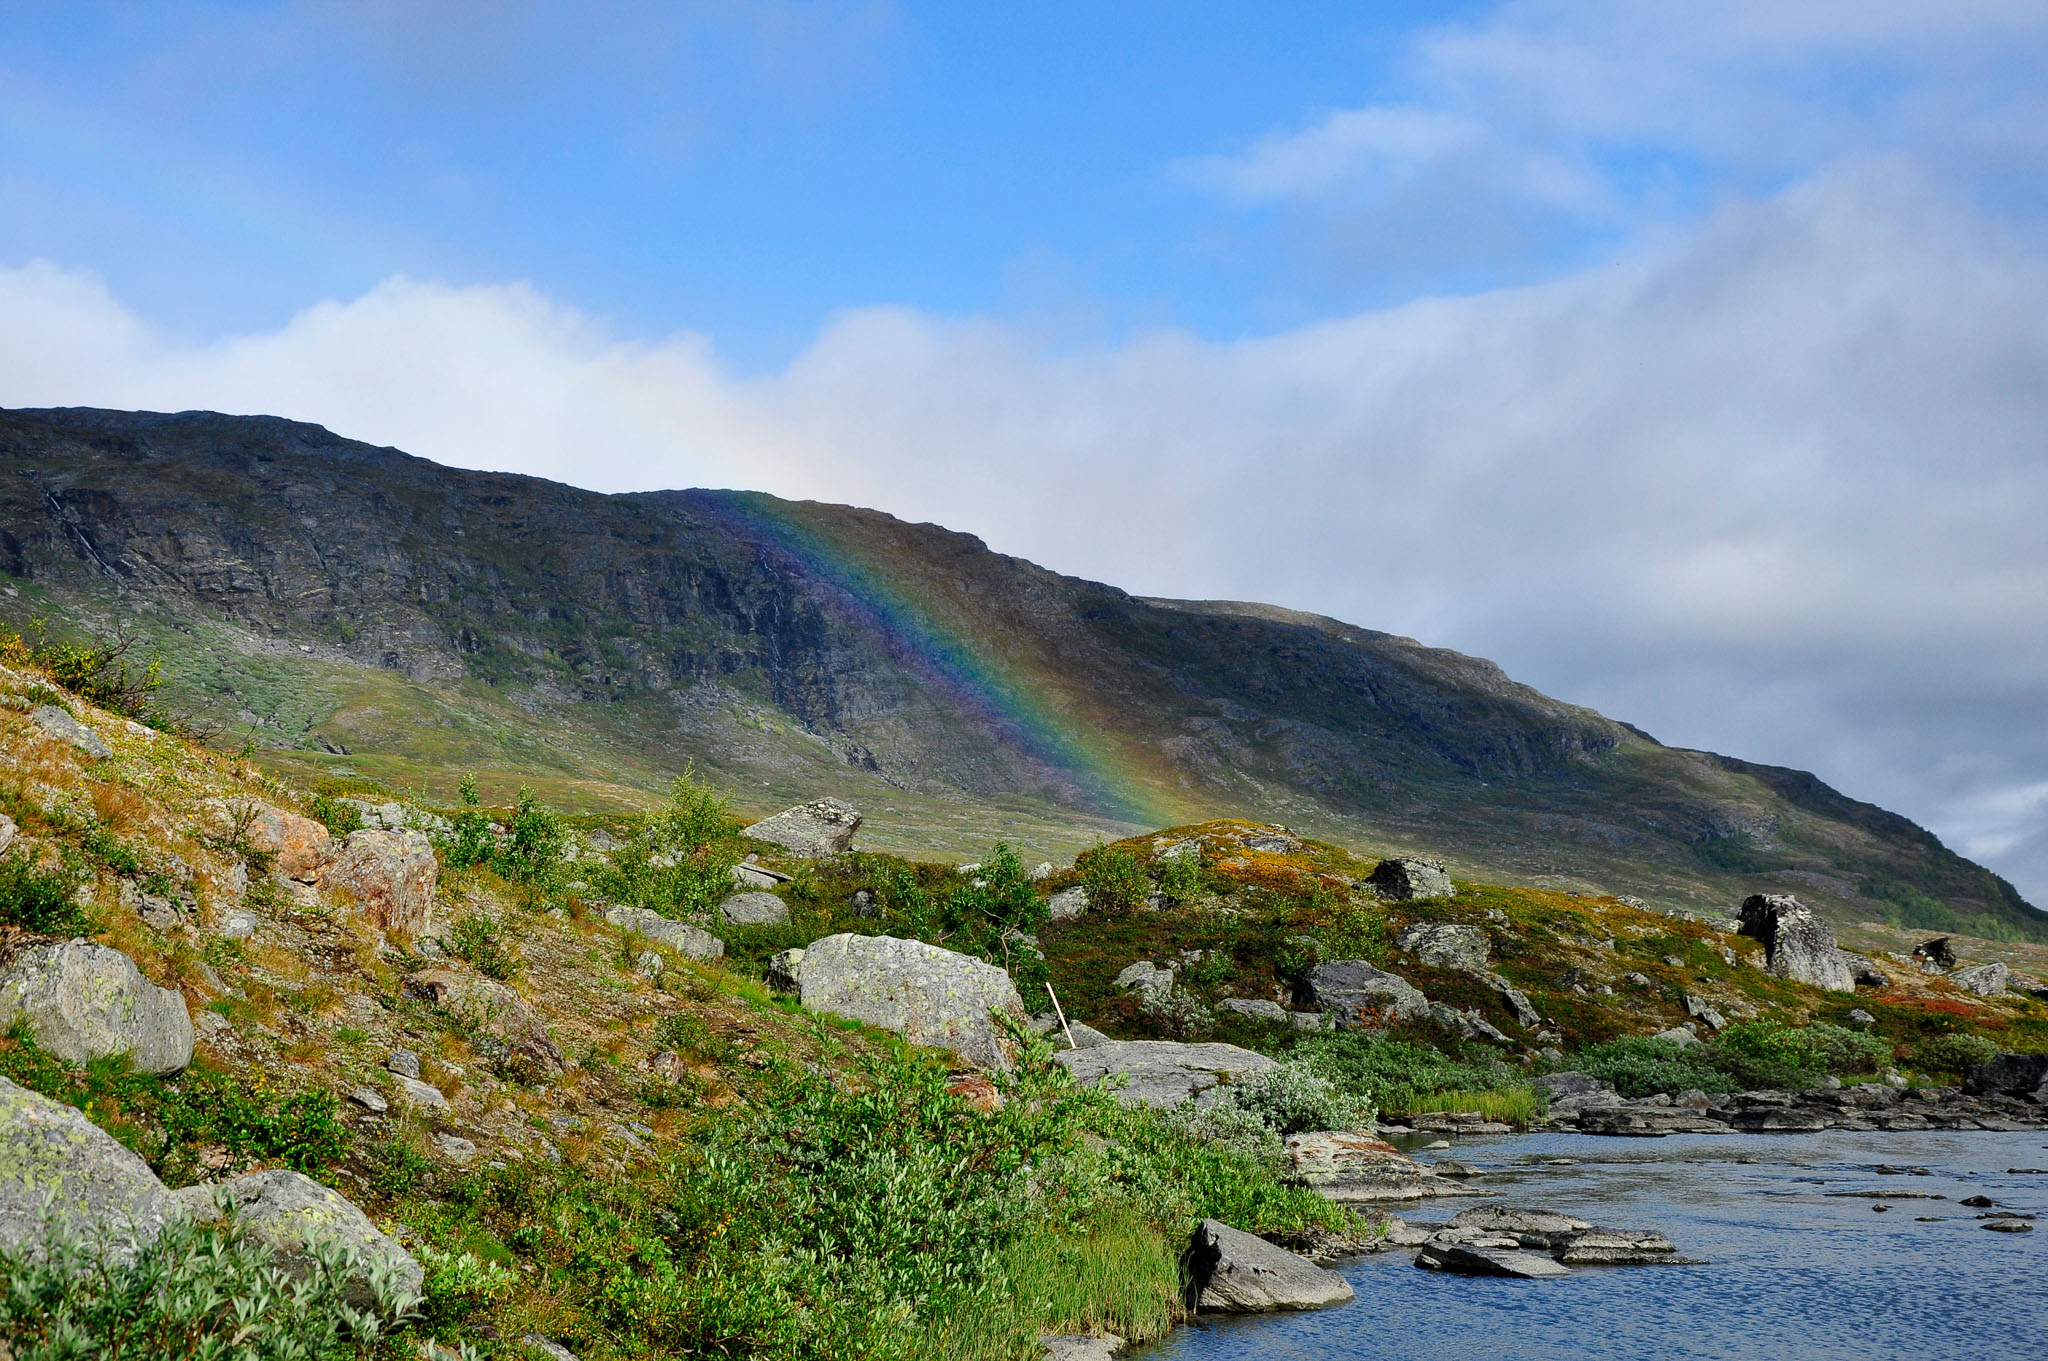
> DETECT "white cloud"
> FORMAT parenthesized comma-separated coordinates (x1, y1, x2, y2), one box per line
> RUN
(4, 157, 2046, 901)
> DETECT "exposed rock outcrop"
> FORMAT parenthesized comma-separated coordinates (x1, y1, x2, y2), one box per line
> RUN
(0, 1075, 179, 1261)
(1185, 1218, 1355, 1311)
(171, 1168, 423, 1312)
(1053, 1040, 1276, 1108)
(31, 704, 110, 758)
(1737, 894, 1854, 992)
(0, 941, 193, 1074)
(210, 798, 332, 883)
(792, 934, 1026, 1070)
(1395, 922, 1488, 972)
(1950, 962, 2010, 997)
(404, 968, 564, 1078)
(1285, 1131, 1467, 1202)
(603, 904, 725, 960)
(743, 798, 862, 857)
(718, 891, 790, 926)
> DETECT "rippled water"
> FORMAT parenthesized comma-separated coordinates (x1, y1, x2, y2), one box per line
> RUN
(1145, 1130, 2048, 1361)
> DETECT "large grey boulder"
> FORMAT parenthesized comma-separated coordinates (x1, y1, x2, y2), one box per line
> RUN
(1053, 1040, 1276, 1108)
(1963, 1052, 2048, 1100)
(1113, 961, 1174, 997)
(743, 798, 862, 857)
(718, 891, 790, 927)
(1368, 857, 1453, 901)
(1300, 960, 1431, 1027)
(794, 934, 1026, 1069)
(1395, 922, 1488, 972)
(171, 1169, 422, 1313)
(0, 941, 193, 1074)
(1285, 1131, 1455, 1203)
(1737, 894, 1854, 992)
(32, 704, 112, 758)
(603, 904, 724, 960)
(1950, 962, 2010, 997)
(1186, 1218, 1354, 1312)
(1047, 886, 1090, 921)
(0, 1076, 179, 1262)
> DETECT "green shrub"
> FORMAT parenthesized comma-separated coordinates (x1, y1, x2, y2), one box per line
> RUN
(445, 913, 521, 981)
(0, 853, 87, 934)
(0, 1216, 419, 1360)
(441, 775, 497, 870)
(308, 793, 365, 837)
(1574, 1036, 1739, 1098)
(589, 771, 745, 918)
(1912, 1032, 1999, 1081)
(1294, 1031, 1522, 1112)
(1078, 844, 1147, 915)
(1227, 1059, 1373, 1135)
(1155, 850, 1204, 907)
(0, 621, 166, 724)
(497, 786, 566, 888)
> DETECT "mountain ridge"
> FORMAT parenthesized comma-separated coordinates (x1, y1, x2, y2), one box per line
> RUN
(1, 404, 2039, 939)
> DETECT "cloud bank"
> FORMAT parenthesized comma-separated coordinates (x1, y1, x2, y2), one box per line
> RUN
(4, 154, 2046, 901)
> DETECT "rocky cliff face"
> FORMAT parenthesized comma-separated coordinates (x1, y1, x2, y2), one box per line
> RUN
(1, 405, 2039, 937)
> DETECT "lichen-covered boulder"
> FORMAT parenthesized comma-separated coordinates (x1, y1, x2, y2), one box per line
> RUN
(1052, 1040, 1277, 1108)
(1737, 894, 1853, 992)
(1395, 922, 1489, 972)
(171, 1169, 422, 1313)
(1300, 960, 1431, 1027)
(0, 941, 193, 1074)
(793, 934, 1026, 1069)
(1047, 886, 1090, 920)
(603, 905, 724, 960)
(325, 828, 438, 934)
(404, 968, 563, 1077)
(208, 799, 333, 882)
(717, 891, 790, 926)
(1368, 857, 1453, 901)
(1950, 962, 2010, 997)
(31, 704, 112, 759)
(743, 798, 862, 857)
(0, 1076, 179, 1262)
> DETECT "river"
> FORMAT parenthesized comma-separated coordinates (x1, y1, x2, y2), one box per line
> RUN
(1144, 1129, 2047, 1360)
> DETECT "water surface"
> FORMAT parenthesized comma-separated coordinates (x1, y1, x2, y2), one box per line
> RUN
(1146, 1130, 2048, 1360)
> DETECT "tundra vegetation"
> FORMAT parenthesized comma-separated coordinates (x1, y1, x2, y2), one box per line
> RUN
(0, 631, 2043, 1359)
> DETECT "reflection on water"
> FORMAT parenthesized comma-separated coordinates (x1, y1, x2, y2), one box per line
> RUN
(1145, 1130, 2048, 1361)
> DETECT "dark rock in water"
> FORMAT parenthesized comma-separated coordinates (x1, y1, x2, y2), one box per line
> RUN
(1960, 1195, 1996, 1208)
(1300, 960, 1431, 1027)
(1555, 1229, 1684, 1265)
(1431, 1159, 1483, 1178)
(1186, 1218, 1356, 1311)
(1738, 894, 1854, 992)
(1914, 937, 1958, 969)
(1415, 1242, 1569, 1278)
(1448, 1206, 1590, 1248)
(1367, 857, 1454, 902)
(1981, 1218, 2033, 1233)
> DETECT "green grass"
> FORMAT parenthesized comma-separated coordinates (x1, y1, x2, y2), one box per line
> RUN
(1396, 1085, 1544, 1126)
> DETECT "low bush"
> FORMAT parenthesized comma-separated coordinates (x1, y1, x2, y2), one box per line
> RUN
(1573, 1036, 1739, 1098)
(1912, 1032, 1999, 1082)
(308, 792, 365, 837)
(1077, 844, 1147, 915)
(588, 771, 745, 919)
(0, 621, 168, 726)
(444, 913, 521, 981)
(0, 853, 87, 933)
(1226, 1059, 1373, 1135)
(1293, 1031, 1522, 1113)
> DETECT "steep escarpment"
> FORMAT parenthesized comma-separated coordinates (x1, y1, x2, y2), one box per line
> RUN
(0, 405, 2039, 939)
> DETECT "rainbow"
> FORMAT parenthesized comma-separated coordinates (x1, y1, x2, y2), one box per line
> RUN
(687, 491, 1181, 828)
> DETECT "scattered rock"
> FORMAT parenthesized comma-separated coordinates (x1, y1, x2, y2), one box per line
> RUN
(1654, 1025, 1701, 1047)
(1242, 832, 1301, 855)
(1433, 1159, 1483, 1177)
(793, 934, 1027, 1069)
(1489, 975, 1541, 1028)
(1682, 993, 1726, 1031)
(717, 891, 791, 927)
(1367, 857, 1453, 901)
(1965, 1052, 2048, 1099)
(404, 969, 564, 1077)
(347, 1086, 388, 1113)
(1416, 1242, 1569, 1278)
(1114, 961, 1174, 997)
(1047, 885, 1090, 920)
(392, 1074, 450, 1113)
(218, 908, 259, 939)
(1448, 1206, 1592, 1247)
(1914, 937, 1958, 969)
(324, 829, 438, 934)
(1217, 997, 1289, 1023)
(0, 941, 193, 1074)
(387, 1048, 422, 1079)
(0, 1075, 180, 1262)
(848, 888, 880, 918)
(742, 798, 862, 857)
(433, 1132, 479, 1164)
(1737, 894, 1854, 992)
(1186, 1218, 1356, 1311)
(1041, 1335, 1123, 1361)
(1394, 922, 1489, 972)
(174, 1168, 423, 1312)
(0, 812, 14, 855)
(31, 704, 111, 758)
(1848, 1008, 1876, 1027)
(603, 904, 725, 960)
(1300, 960, 1431, 1027)
(209, 799, 333, 882)
(1982, 1218, 2033, 1233)
(1286, 1131, 1464, 1202)
(1054, 1040, 1276, 1108)
(1951, 962, 2010, 997)
(521, 1335, 582, 1361)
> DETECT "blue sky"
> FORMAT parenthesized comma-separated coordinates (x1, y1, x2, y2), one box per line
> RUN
(5, 1, 2048, 908)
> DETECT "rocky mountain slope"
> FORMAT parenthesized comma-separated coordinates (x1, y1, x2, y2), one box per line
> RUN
(0, 404, 2039, 940)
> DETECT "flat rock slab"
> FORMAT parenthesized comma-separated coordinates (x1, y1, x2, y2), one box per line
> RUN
(743, 798, 862, 857)
(1041, 1335, 1125, 1360)
(1416, 1242, 1569, 1278)
(31, 704, 112, 758)
(1450, 1206, 1591, 1248)
(1395, 922, 1488, 971)
(604, 905, 724, 960)
(1287, 1131, 1471, 1202)
(0, 941, 193, 1074)
(796, 933, 1025, 1070)
(1189, 1218, 1355, 1311)
(718, 891, 790, 926)
(1054, 1040, 1276, 1109)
